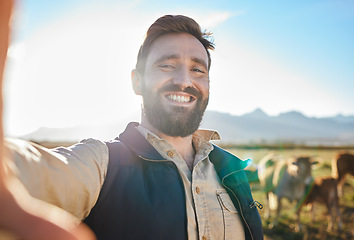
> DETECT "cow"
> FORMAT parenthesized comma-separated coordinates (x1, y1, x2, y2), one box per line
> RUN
(300, 177, 342, 231)
(332, 152, 354, 196)
(258, 153, 318, 231)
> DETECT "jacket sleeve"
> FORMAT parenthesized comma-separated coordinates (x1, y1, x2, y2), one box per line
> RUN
(4, 138, 109, 220)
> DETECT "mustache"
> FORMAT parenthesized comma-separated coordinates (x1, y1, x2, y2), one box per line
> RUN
(158, 84, 202, 98)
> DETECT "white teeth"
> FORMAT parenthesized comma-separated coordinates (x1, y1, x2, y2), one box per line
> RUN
(168, 95, 190, 103)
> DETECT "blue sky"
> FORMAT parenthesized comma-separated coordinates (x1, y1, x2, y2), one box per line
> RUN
(4, 0, 354, 137)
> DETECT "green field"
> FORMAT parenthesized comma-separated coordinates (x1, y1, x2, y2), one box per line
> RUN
(225, 147, 354, 240)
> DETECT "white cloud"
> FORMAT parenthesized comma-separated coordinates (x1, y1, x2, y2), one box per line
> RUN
(196, 12, 232, 29)
(189, 10, 244, 29)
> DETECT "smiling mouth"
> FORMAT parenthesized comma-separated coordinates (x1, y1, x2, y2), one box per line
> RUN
(166, 94, 195, 103)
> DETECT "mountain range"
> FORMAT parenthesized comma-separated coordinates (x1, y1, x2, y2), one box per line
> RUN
(22, 108, 354, 146)
(201, 109, 354, 146)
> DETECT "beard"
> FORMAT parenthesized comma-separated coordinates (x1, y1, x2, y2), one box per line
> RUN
(141, 83, 209, 137)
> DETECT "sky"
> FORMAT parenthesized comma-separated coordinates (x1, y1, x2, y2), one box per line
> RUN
(4, 0, 354, 137)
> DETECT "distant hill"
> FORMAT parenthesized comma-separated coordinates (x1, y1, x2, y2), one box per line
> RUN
(22, 109, 354, 146)
(201, 109, 354, 146)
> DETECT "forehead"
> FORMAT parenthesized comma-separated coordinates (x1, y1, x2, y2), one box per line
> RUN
(297, 157, 311, 164)
(146, 33, 209, 66)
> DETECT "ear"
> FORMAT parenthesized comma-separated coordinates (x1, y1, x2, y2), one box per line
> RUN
(131, 69, 142, 95)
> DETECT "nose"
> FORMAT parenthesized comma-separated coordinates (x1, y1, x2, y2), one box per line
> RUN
(172, 67, 193, 89)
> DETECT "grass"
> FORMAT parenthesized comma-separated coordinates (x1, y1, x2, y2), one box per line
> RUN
(226, 147, 354, 240)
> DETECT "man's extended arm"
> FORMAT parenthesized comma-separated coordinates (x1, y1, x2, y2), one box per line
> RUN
(0, 0, 96, 239)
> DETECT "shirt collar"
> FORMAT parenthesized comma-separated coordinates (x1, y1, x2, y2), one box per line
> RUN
(136, 125, 221, 165)
(136, 125, 221, 143)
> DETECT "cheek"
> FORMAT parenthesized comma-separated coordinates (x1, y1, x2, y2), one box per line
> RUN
(144, 71, 171, 89)
(197, 79, 209, 96)
(141, 77, 158, 93)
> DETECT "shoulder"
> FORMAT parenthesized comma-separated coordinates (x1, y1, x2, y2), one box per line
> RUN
(105, 139, 139, 166)
(51, 138, 109, 163)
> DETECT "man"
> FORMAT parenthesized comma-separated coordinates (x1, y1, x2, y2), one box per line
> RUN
(2, 11, 263, 240)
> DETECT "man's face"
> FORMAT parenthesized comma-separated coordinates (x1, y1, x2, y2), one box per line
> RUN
(139, 33, 210, 137)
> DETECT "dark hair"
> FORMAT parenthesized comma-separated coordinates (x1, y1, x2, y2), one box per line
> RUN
(135, 15, 215, 74)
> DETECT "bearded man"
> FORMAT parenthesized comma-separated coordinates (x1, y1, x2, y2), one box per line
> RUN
(2, 14, 263, 240)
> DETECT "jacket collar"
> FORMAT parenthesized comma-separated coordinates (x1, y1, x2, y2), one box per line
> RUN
(117, 122, 164, 160)
(209, 144, 252, 181)
(118, 122, 251, 177)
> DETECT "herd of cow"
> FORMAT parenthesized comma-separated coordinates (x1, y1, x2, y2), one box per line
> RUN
(255, 152, 354, 232)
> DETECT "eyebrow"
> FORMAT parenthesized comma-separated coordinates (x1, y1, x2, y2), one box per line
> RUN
(191, 56, 208, 70)
(154, 54, 180, 65)
(154, 54, 208, 69)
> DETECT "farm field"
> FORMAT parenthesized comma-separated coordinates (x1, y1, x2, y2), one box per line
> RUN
(225, 147, 354, 240)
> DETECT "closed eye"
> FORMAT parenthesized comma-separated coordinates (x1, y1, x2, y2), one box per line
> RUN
(159, 64, 175, 69)
(192, 68, 206, 73)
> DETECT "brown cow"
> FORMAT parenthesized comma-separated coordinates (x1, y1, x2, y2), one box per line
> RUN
(300, 177, 342, 231)
(332, 152, 354, 196)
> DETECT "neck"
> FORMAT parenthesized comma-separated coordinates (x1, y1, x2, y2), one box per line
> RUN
(141, 119, 196, 169)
